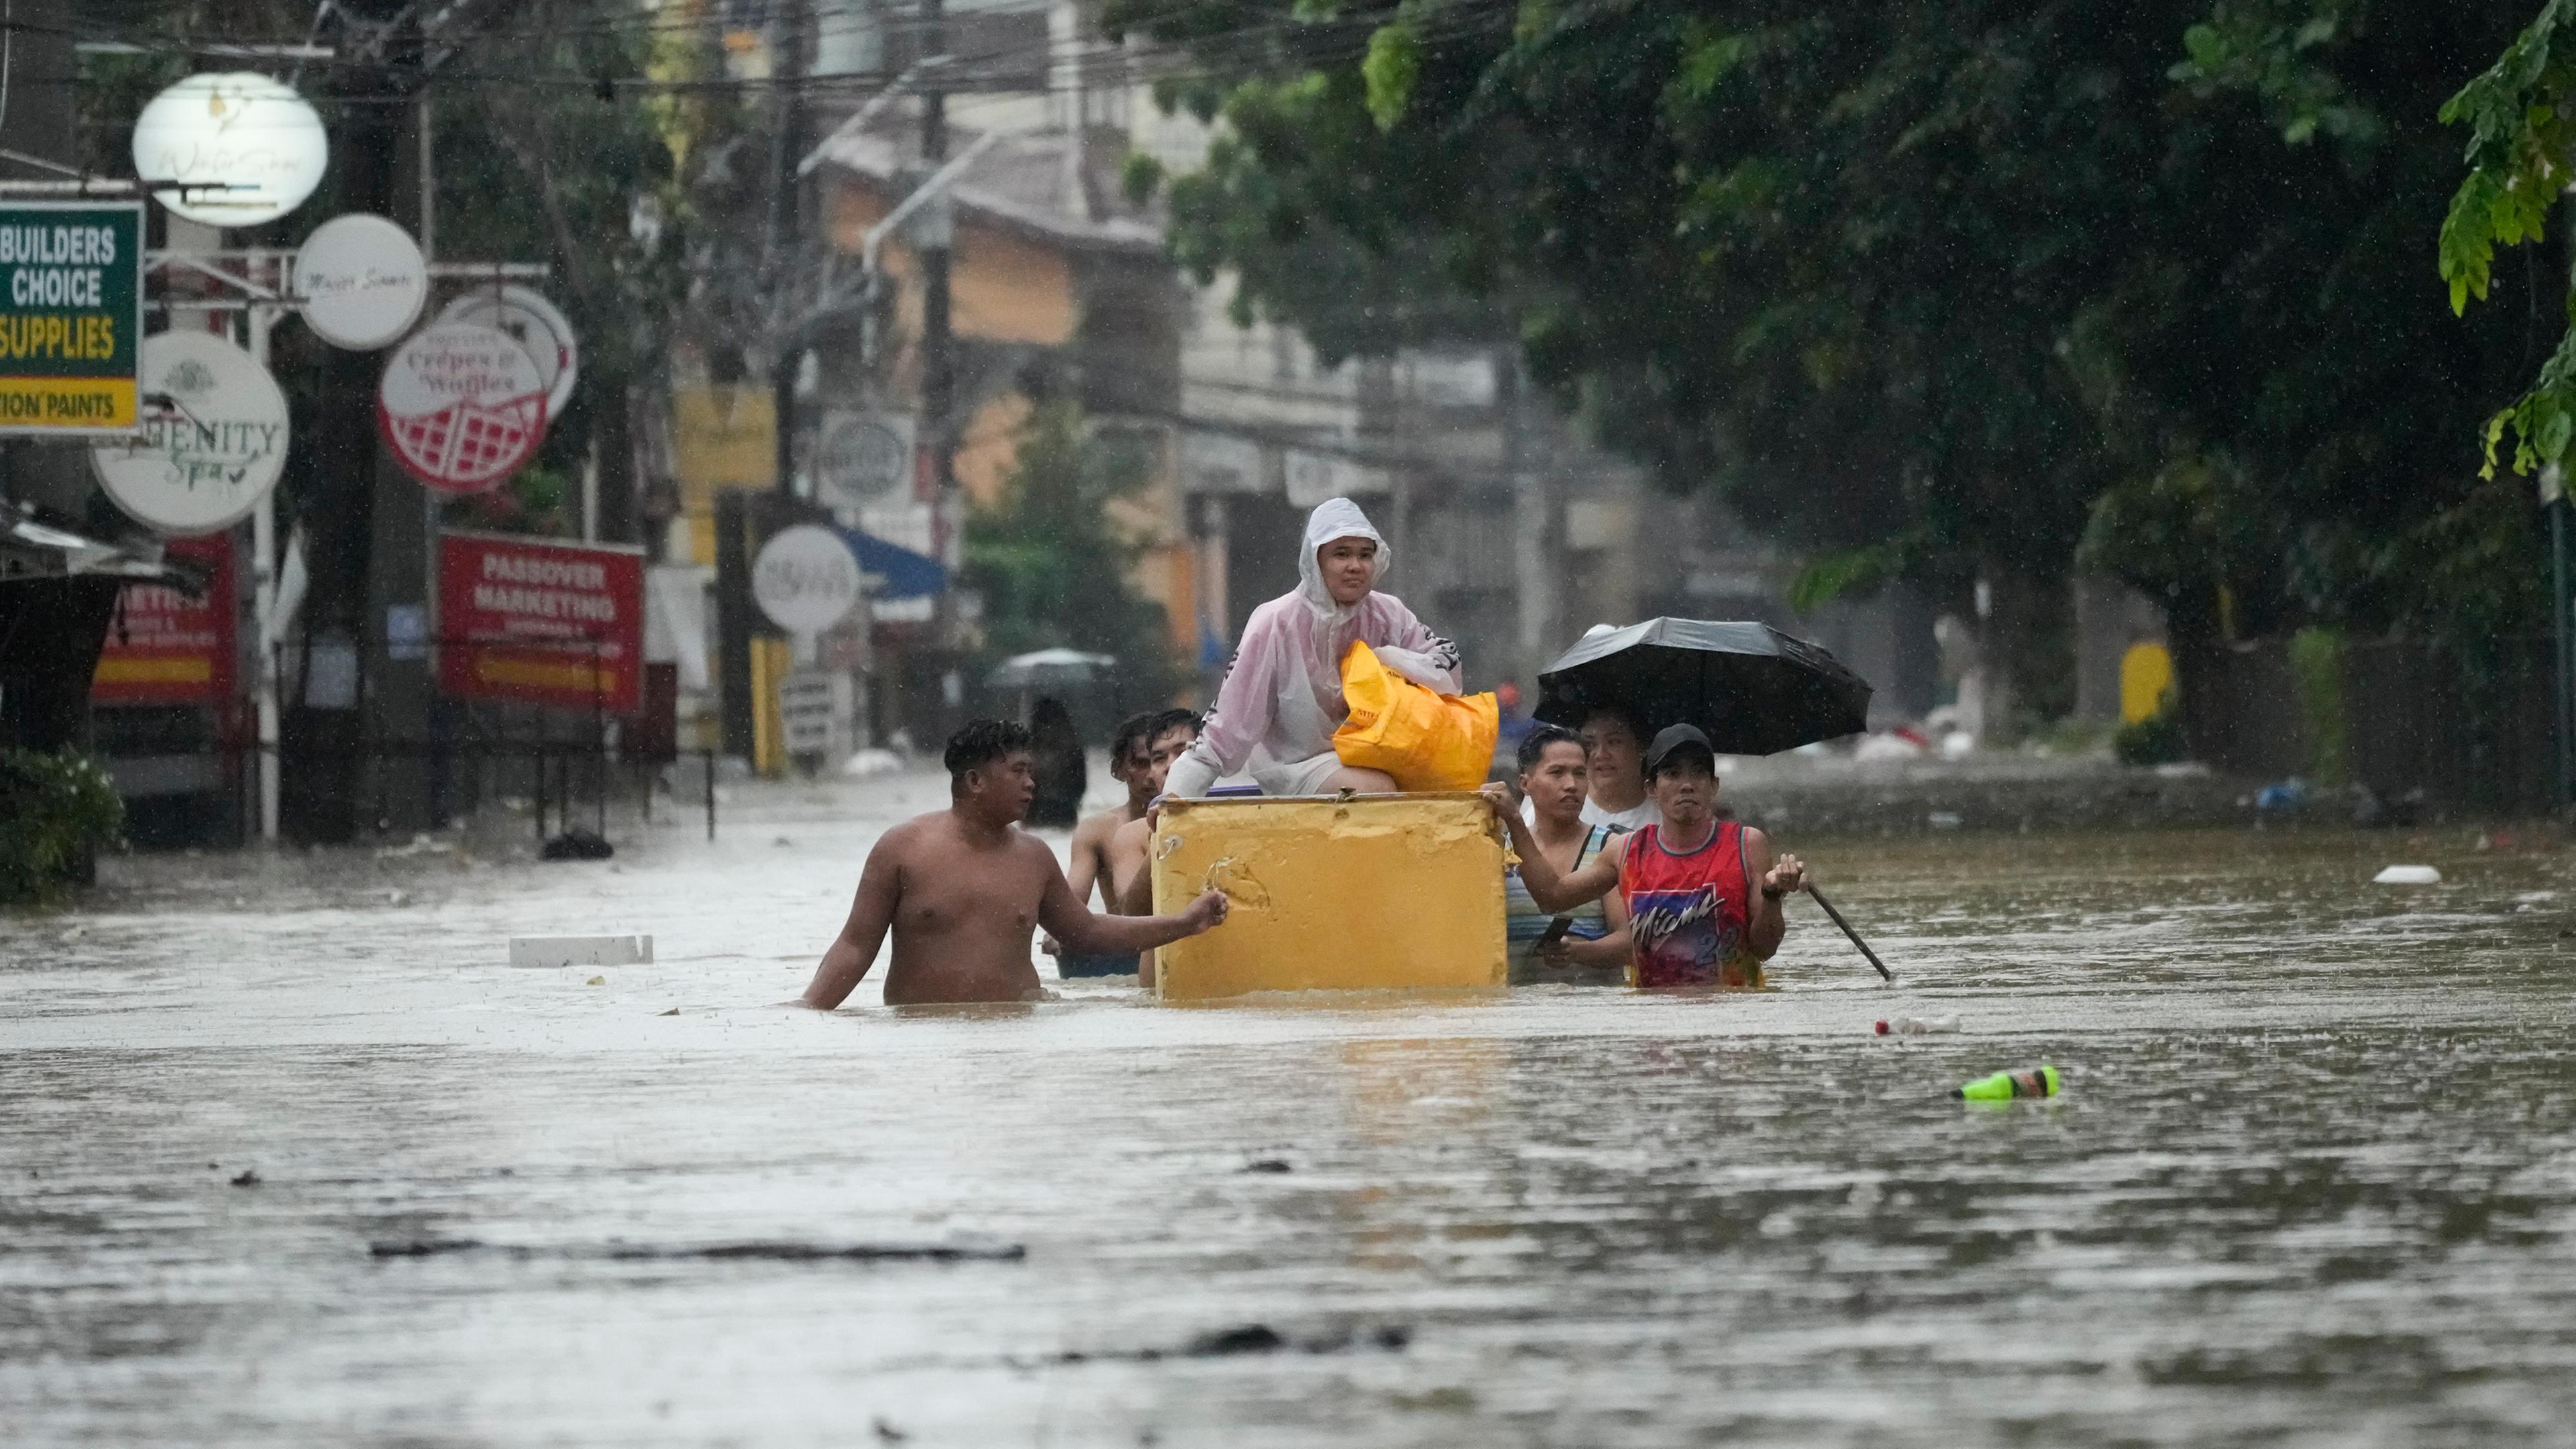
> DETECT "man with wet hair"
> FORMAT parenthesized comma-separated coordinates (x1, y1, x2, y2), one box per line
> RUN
(1485, 724, 1805, 989)
(1054, 708, 1203, 977)
(1103, 709, 1205, 986)
(800, 719, 1230, 1007)
(1067, 712, 1173, 906)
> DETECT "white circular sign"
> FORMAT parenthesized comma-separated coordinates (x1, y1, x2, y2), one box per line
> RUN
(295, 213, 427, 350)
(131, 72, 329, 228)
(439, 284, 579, 421)
(818, 413, 913, 508)
(753, 525, 863, 636)
(90, 330, 290, 537)
(377, 322, 551, 494)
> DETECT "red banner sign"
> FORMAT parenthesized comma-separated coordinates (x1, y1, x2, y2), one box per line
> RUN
(435, 531, 643, 714)
(92, 533, 234, 707)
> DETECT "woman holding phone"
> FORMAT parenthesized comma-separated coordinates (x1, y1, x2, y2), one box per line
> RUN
(1504, 725, 1630, 983)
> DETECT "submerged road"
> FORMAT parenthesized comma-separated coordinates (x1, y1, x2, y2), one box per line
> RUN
(5, 765, 2575, 1446)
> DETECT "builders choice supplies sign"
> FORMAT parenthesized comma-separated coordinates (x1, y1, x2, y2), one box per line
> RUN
(0, 203, 142, 435)
(436, 531, 643, 714)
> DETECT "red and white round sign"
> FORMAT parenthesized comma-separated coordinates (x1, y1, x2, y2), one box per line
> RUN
(376, 321, 550, 493)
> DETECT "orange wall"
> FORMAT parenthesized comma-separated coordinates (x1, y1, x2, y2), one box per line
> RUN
(826, 182, 1076, 348)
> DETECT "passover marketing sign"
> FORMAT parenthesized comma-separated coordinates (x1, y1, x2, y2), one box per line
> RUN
(0, 203, 142, 435)
(435, 531, 643, 713)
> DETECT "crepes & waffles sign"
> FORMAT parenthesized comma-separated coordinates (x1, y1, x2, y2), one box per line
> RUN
(378, 321, 549, 492)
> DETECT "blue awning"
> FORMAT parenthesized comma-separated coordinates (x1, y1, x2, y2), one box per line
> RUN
(835, 527, 946, 600)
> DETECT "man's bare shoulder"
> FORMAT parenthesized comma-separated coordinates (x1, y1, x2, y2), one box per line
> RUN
(871, 811, 953, 857)
(1070, 806, 1128, 852)
(1110, 814, 1151, 850)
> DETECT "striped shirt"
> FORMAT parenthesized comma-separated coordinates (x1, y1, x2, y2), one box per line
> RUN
(1504, 824, 1616, 977)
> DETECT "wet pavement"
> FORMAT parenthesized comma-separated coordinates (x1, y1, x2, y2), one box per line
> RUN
(6, 766, 2576, 1445)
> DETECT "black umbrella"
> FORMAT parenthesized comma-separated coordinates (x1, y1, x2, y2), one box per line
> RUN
(1536, 617, 1892, 982)
(1534, 618, 1872, 755)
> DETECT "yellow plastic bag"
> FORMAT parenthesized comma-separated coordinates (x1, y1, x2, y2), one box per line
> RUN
(1333, 642, 1500, 792)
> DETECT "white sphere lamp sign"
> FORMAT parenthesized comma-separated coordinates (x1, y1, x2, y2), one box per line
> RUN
(753, 525, 864, 637)
(440, 284, 580, 421)
(89, 330, 290, 536)
(131, 72, 328, 228)
(377, 322, 551, 494)
(296, 213, 427, 350)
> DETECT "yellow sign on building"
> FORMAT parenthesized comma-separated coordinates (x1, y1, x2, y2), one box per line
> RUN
(669, 384, 775, 563)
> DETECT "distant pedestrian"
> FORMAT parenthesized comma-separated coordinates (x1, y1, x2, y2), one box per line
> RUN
(1024, 696, 1085, 828)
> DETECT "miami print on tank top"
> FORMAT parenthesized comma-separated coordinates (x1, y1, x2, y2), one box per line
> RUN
(1621, 819, 1761, 989)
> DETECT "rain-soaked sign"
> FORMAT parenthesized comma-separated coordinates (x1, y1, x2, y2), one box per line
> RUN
(0, 202, 143, 435)
(91, 533, 235, 707)
(435, 530, 643, 714)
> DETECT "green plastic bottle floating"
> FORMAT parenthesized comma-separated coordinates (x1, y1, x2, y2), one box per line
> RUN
(1954, 1065, 2061, 1101)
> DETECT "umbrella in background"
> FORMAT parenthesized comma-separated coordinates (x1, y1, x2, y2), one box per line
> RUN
(1534, 618, 1870, 755)
(985, 647, 1117, 692)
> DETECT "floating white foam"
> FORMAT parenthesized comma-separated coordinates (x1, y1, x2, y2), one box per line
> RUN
(2371, 865, 2441, 885)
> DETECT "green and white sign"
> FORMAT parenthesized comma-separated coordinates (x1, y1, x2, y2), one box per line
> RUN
(0, 201, 144, 436)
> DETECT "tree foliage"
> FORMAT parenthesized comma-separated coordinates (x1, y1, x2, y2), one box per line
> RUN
(2439, 1, 2576, 479)
(1114, 0, 2557, 689)
(963, 405, 1183, 706)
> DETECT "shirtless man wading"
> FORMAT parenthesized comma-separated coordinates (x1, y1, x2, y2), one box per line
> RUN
(799, 720, 1231, 1008)
(1050, 708, 1202, 977)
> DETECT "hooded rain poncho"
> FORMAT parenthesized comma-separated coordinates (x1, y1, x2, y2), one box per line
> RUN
(1165, 498, 1461, 799)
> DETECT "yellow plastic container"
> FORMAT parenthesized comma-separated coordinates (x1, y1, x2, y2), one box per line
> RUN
(1149, 793, 1508, 1001)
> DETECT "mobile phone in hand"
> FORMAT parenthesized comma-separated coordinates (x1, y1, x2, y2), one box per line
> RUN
(1536, 916, 1574, 948)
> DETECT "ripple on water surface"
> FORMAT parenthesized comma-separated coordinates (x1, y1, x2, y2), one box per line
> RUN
(4, 824, 2576, 1446)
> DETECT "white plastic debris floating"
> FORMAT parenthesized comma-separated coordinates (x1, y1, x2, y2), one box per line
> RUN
(508, 934, 654, 969)
(2372, 865, 2441, 885)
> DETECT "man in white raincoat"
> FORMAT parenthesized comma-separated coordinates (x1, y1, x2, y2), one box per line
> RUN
(1163, 497, 1462, 799)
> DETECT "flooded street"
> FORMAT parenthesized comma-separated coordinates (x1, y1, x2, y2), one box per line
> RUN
(7, 769, 2576, 1446)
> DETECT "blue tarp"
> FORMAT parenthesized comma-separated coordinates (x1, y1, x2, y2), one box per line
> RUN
(833, 526, 946, 600)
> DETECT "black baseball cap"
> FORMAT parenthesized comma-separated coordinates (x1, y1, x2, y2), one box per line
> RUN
(1645, 723, 1717, 777)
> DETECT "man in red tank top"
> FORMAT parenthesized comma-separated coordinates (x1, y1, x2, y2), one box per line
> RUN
(1488, 724, 1806, 989)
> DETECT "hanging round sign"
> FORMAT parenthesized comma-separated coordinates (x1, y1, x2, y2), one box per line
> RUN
(753, 525, 864, 636)
(90, 330, 290, 537)
(131, 72, 329, 228)
(376, 322, 551, 494)
(295, 213, 427, 350)
(439, 284, 580, 421)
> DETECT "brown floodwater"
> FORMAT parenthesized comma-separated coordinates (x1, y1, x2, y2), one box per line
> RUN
(5, 781, 2575, 1446)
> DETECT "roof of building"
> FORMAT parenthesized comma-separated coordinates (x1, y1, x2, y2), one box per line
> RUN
(810, 123, 1166, 260)
(0, 503, 203, 588)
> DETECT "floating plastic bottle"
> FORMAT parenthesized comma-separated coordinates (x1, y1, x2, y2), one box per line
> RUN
(1954, 1065, 2061, 1101)
(1875, 1016, 1960, 1035)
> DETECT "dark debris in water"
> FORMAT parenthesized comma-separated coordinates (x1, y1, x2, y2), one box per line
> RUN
(229, 1169, 260, 1187)
(1240, 1157, 1293, 1174)
(1026, 1322, 1409, 1367)
(368, 1238, 1025, 1263)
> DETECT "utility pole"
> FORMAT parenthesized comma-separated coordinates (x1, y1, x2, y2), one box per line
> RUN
(768, 0, 806, 496)
(293, 1, 428, 841)
(920, 0, 956, 576)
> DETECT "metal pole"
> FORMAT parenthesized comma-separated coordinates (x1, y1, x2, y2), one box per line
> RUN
(248, 303, 282, 842)
(2552, 474, 2572, 810)
(1808, 886, 1895, 983)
